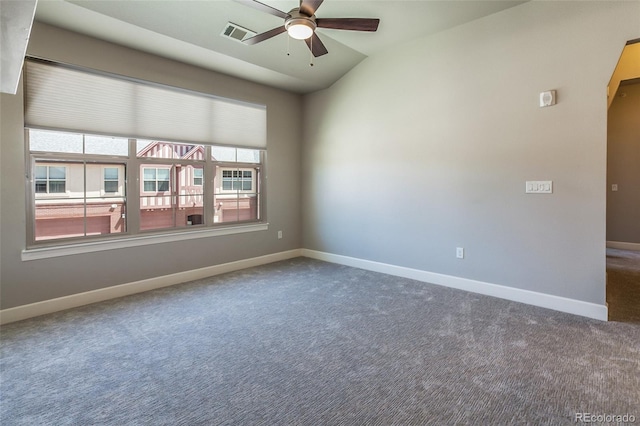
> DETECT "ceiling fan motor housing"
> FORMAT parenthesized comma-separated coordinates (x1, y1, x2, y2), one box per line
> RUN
(285, 9, 317, 39)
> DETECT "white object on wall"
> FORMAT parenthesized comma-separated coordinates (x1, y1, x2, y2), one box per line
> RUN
(539, 90, 557, 107)
(526, 181, 553, 193)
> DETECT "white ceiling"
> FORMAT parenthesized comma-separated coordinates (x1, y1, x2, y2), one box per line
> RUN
(33, 0, 526, 94)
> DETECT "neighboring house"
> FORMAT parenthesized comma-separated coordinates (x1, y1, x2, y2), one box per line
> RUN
(34, 162, 126, 239)
(34, 140, 258, 240)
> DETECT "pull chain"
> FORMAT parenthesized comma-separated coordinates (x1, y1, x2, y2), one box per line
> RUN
(287, 34, 290, 56)
(309, 36, 314, 67)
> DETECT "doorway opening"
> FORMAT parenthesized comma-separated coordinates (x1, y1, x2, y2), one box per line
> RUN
(605, 39, 640, 322)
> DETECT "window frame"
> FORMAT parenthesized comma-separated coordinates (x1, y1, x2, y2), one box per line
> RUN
(25, 129, 267, 251)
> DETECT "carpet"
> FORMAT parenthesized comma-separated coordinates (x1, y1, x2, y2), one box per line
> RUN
(1, 257, 639, 425)
(607, 248, 640, 323)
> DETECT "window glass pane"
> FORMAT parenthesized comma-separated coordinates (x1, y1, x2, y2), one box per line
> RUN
(29, 129, 83, 153)
(49, 167, 66, 179)
(212, 146, 236, 162)
(157, 169, 170, 180)
(104, 181, 118, 193)
(237, 148, 260, 164)
(143, 168, 156, 180)
(214, 193, 259, 224)
(104, 168, 118, 180)
(49, 181, 66, 193)
(214, 165, 260, 224)
(85, 135, 129, 156)
(193, 167, 203, 185)
(29, 129, 263, 245)
(137, 140, 154, 155)
(137, 140, 203, 159)
(34, 160, 126, 241)
(35, 166, 47, 179)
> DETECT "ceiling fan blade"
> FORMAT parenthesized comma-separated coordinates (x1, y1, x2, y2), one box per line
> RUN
(316, 18, 380, 32)
(299, 0, 324, 17)
(304, 33, 328, 57)
(233, 0, 289, 19)
(243, 26, 287, 45)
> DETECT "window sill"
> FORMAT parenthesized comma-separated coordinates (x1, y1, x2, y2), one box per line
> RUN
(21, 222, 268, 261)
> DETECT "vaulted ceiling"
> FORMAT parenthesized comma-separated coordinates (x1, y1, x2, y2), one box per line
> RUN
(33, 0, 526, 94)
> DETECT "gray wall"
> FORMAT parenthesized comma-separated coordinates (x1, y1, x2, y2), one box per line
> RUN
(0, 23, 302, 309)
(607, 81, 640, 244)
(302, 1, 639, 305)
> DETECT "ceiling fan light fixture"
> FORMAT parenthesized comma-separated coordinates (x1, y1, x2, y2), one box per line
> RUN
(286, 18, 315, 40)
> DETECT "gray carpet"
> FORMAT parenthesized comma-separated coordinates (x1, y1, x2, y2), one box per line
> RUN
(607, 248, 640, 323)
(1, 257, 639, 425)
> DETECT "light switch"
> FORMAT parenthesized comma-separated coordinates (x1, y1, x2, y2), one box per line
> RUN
(526, 181, 553, 194)
(612, 184, 618, 192)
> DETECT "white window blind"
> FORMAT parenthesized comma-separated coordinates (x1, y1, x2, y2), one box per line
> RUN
(24, 59, 267, 148)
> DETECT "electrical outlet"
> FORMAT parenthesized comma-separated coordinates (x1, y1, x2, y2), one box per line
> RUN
(277, 230, 282, 239)
(456, 247, 464, 259)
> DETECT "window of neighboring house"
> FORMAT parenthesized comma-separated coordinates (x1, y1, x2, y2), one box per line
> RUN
(193, 168, 203, 186)
(104, 167, 119, 193)
(143, 168, 171, 192)
(222, 170, 253, 191)
(137, 142, 207, 232)
(35, 165, 66, 193)
(27, 129, 264, 246)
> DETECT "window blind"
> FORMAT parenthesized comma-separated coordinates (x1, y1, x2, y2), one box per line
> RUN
(24, 59, 267, 148)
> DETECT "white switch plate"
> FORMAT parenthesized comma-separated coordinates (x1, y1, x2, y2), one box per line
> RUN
(526, 181, 553, 194)
(456, 247, 464, 259)
(539, 90, 556, 107)
(612, 184, 618, 192)
(277, 230, 282, 239)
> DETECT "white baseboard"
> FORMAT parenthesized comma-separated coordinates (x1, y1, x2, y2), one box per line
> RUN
(0, 249, 303, 325)
(302, 249, 608, 321)
(1, 247, 610, 324)
(606, 241, 640, 251)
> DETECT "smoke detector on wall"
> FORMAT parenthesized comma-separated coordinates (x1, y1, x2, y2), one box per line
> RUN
(221, 22, 256, 43)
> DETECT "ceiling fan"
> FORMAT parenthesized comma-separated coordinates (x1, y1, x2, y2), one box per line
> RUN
(234, 0, 380, 58)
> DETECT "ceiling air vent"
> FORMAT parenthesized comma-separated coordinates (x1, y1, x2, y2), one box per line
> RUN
(221, 23, 256, 43)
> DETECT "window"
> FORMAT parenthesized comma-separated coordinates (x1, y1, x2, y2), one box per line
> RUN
(143, 168, 170, 192)
(222, 170, 253, 191)
(214, 166, 259, 224)
(26, 129, 264, 245)
(104, 167, 119, 193)
(193, 168, 203, 186)
(35, 165, 66, 193)
(24, 59, 266, 248)
(29, 130, 129, 242)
